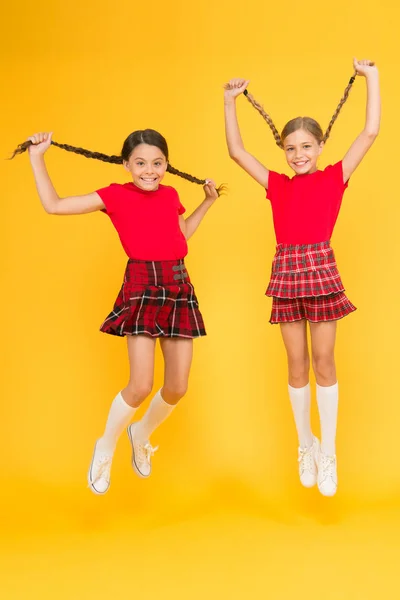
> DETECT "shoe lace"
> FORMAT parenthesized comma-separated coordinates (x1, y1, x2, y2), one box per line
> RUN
(320, 454, 336, 481)
(92, 455, 112, 484)
(136, 441, 159, 465)
(298, 445, 314, 473)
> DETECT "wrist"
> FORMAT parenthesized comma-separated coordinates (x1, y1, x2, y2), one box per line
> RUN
(366, 69, 379, 81)
(29, 153, 46, 165)
(224, 96, 237, 106)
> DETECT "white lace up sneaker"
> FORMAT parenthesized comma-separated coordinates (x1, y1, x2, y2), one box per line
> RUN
(298, 436, 319, 488)
(87, 441, 113, 495)
(317, 452, 338, 497)
(127, 423, 158, 478)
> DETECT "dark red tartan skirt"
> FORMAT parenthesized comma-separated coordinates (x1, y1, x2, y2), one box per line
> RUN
(266, 241, 356, 324)
(100, 259, 206, 338)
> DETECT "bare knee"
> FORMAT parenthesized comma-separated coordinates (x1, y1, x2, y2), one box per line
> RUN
(123, 380, 153, 407)
(162, 382, 188, 405)
(312, 354, 336, 384)
(288, 356, 310, 387)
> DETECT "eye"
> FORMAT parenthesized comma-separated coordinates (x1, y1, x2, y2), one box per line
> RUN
(136, 161, 144, 166)
(286, 147, 294, 152)
(303, 145, 311, 149)
(154, 162, 162, 167)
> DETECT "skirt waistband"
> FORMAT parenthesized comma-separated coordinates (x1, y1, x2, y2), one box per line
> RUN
(275, 240, 331, 252)
(125, 258, 189, 285)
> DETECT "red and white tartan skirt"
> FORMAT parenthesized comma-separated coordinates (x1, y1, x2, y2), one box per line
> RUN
(100, 259, 206, 338)
(266, 241, 356, 324)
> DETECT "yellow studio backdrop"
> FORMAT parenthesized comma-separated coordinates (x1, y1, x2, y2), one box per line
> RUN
(1, 1, 399, 598)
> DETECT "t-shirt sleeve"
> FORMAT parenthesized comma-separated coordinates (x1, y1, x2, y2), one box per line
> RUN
(266, 171, 289, 201)
(96, 183, 121, 215)
(324, 161, 349, 192)
(173, 188, 186, 215)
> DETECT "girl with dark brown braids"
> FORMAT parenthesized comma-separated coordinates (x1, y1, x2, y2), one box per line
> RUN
(224, 58, 380, 497)
(13, 128, 222, 495)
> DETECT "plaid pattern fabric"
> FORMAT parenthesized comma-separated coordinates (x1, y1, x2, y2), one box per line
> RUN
(100, 259, 206, 338)
(266, 241, 345, 299)
(270, 293, 356, 324)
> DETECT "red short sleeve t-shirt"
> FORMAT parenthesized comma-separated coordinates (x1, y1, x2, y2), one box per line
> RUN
(96, 182, 188, 261)
(266, 161, 349, 245)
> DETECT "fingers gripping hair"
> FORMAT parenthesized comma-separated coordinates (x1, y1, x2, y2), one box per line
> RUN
(10, 138, 226, 196)
(10, 139, 122, 163)
(242, 72, 357, 148)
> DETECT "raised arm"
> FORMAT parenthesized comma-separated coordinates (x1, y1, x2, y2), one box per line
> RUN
(27, 132, 105, 215)
(342, 60, 380, 183)
(179, 180, 219, 240)
(224, 78, 270, 189)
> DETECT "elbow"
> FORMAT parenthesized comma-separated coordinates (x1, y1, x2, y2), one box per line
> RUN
(364, 129, 379, 140)
(45, 197, 62, 215)
(229, 151, 242, 163)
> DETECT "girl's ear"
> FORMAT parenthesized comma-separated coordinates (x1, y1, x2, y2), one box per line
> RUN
(123, 160, 130, 172)
(318, 141, 325, 155)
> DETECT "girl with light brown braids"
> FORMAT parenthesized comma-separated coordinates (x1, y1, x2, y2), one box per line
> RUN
(224, 59, 380, 497)
(12, 129, 224, 495)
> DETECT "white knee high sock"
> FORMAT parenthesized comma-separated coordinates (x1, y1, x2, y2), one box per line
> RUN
(135, 389, 176, 442)
(316, 382, 339, 456)
(97, 391, 137, 454)
(288, 383, 313, 449)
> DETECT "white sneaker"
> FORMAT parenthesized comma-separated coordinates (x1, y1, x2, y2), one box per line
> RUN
(87, 441, 113, 495)
(317, 452, 338, 497)
(298, 436, 319, 488)
(127, 423, 158, 479)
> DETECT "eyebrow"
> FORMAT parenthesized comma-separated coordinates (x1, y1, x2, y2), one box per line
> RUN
(134, 157, 164, 161)
(284, 142, 312, 147)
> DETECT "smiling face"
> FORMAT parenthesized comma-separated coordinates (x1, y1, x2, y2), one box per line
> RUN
(124, 143, 168, 191)
(283, 128, 324, 175)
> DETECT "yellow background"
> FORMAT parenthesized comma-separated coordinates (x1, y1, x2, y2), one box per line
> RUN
(1, 1, 399, 598)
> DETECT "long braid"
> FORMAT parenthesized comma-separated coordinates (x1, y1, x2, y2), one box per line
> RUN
(166, 164, 205, 185)
(242, 73, 357, 148)
(10, 137, 226, 196)
(167, 165, 226, 196)
(243, 89, 283, 148)
(10, 139, 123, 163)
(323, 73, 357, 142)
(51, 141, 122, 163)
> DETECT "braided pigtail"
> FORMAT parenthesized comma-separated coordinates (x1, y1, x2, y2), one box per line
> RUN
(10, 139, 122, 163)
(323, 73, 357, 143)
(167, 164, 206, 185)
(11, 130, 226, 196)
(167, 165, 227, 196)
(243, 89, 283, 148)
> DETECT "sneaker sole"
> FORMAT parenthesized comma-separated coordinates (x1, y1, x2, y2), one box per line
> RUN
(317, 482, 338, 497)
(316, 444, 337, 497)
(127, 425, 151, 479)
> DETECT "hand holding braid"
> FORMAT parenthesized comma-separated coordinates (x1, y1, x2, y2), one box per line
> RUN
(224, 77, 283, 149)
(10, 132, 226, 195)
(240, 67, 358, 146)
(11, 134, 123, 163)
(223, 78, 250, 100)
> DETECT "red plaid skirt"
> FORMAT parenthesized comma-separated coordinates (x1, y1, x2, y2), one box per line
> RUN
(266, 241, 356, 324)
(100, 259, 206, 338)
